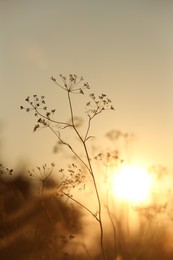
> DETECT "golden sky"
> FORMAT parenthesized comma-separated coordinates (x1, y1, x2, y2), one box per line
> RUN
(1, 0, 173, 170)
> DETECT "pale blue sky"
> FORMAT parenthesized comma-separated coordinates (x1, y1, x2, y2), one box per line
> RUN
(1, 0, 173, 170)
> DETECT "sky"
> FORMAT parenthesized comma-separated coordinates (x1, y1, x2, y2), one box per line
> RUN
(1, 0, 173, 171)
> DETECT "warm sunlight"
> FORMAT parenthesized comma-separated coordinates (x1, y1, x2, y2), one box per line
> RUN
(112, 165, 153, 204)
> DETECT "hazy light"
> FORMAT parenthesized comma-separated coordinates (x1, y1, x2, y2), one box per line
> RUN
(112, 165, 153, 204)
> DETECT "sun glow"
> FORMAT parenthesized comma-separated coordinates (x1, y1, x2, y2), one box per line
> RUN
(112, 165, 153, 204)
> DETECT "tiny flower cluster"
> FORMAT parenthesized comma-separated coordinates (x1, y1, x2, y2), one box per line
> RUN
(0, 163, 13, 176)
(28, 163, 55, 181)
(106, 129, 134, 142)
(85, 93, 115, 119)
(20, 95, 59, 132)
(51, 74, 90, 94)
(20, 95, 46, 113)
(94, 150, 120, 166)
(58, 163, 86, 196)
(105, 130, 123, 140)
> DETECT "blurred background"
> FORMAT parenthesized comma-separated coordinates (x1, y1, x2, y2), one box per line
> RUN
(1, 1, 173, 259)
(1, 0, 173, 170)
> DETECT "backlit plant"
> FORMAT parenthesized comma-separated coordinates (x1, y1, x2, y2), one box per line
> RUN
(21, 74, 115, 260)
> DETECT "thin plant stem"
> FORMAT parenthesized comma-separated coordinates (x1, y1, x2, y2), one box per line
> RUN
(63, 192, 99, 222)
(67, 90, 106, 260)
(22, 76, 110, 260)
(31, 103, 71, 127)
(47, 125, 90, 172)
(83, 141, 106, 260)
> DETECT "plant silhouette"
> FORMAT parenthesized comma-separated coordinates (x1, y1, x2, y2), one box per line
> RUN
(0, 166, 84, 260)
(21, 74, 115, 260)
(19, 74, 173, 260)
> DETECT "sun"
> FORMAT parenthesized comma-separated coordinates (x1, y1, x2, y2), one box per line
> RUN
(112, 164, 153, 204)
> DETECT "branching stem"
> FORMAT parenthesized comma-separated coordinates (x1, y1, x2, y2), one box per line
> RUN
(62, 192, 100, 222)
(67, 90, 106, 260)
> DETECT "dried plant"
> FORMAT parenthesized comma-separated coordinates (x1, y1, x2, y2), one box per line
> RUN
(21, 74, 115, 260)
(20, 74, 172, 260)
(0, 163, 13, 177)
